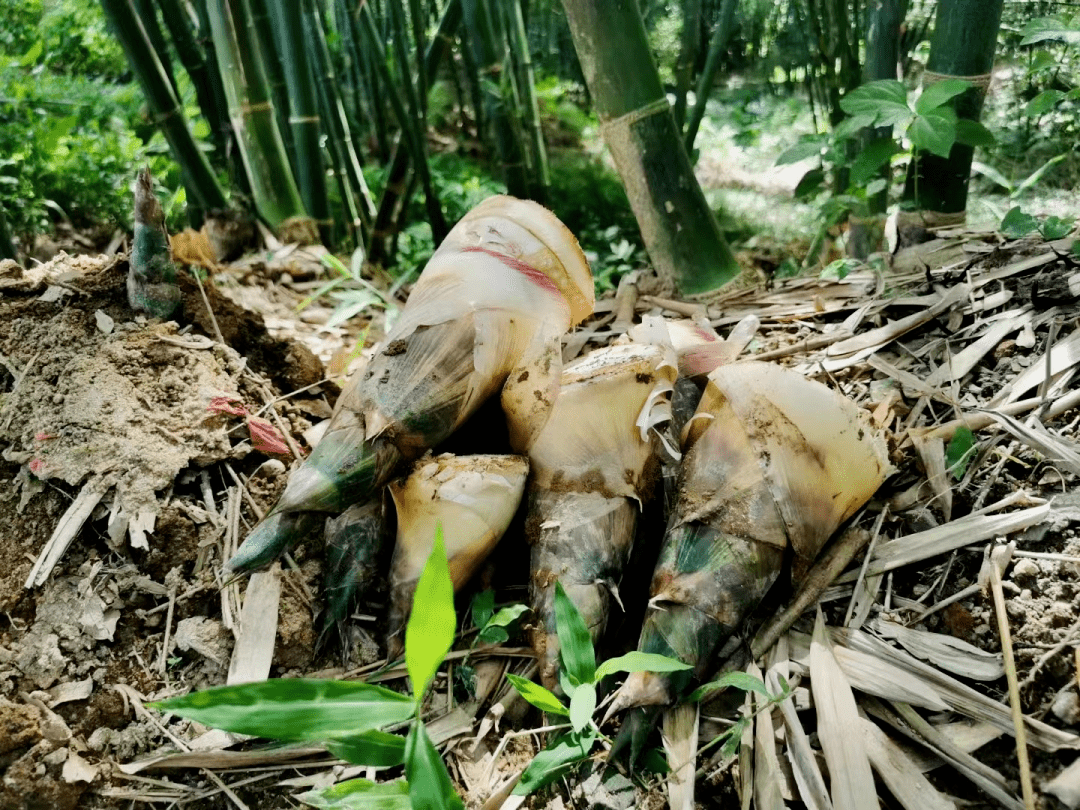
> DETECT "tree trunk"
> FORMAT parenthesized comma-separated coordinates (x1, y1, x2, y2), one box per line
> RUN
(848, 0, 907, 258)
(901, 0, 1004, 223)
(561, 0, 740, 295)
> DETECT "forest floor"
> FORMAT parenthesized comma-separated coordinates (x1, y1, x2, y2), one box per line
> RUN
(2, 202, 1080, 810)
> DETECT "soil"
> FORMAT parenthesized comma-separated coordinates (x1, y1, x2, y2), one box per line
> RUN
(1, 225, 1079, 810)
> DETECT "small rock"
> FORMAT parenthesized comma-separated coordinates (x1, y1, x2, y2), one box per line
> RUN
(1052, 690, 1080, 725)
(1011, 558, 1040, 586)
(1005, 600, 1027, 622)
(1048, 602, 1075, 628)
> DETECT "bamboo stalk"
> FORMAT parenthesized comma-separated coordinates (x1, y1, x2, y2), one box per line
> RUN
(264, 0, 330, 234)
(156, 0, 232, 160)
(561, 0, 740, 295)
(304, 0, 377, 237)
(100, 0, 228, 212)
(506, 0, 549, 201)
(672, 0, 701, 130)
(203, 0, 307, 230)
(387, 0, 448, 240)
(684, 0, 736, 154)
(463, 0, 529, 197)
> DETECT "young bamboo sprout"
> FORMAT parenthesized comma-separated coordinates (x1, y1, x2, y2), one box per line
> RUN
(228, 196, 592, 572)
(129, 167, 181, 319)
(609, 361, 890, 716)
(510, 343, 678, 690)
(385, 453, 529, 658)
(320, 498, 389, 652)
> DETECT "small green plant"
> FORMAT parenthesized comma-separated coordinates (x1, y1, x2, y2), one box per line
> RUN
(998, 206, 1076, 240)
(299, 251, 400, 329)
(503, 582, 693, 795)
(154, 528, 465, 810)
(945, 426, 977, 481)
(689, 671, 791, 760)
(470, 588, 529, 646)
(780, 79, 996, 205)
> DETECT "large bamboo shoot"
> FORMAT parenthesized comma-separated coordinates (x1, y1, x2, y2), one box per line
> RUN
(228, 196, 592, 572)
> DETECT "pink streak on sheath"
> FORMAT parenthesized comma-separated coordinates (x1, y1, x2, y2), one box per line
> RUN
(460, 245, 561, 297)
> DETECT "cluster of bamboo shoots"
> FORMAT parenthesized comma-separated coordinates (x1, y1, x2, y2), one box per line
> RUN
(228, 196, 890, 717)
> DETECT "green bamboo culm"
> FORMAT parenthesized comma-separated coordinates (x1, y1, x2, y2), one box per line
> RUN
(506, 0, 550, 202)
(561, 0, 740, 295)
(463, 0, 529, 198)
(901, 0, 1004, 220)
(387, 0, 448, 241)
(358, 3, 447, 244)
(672, 0, 701, 130)
(684, 0, 737, 155)
(367, 0, 463, 266)
(862, 0, 907, 217)
(204, 0, 308, 231)
(303, 0, 377, 239)
(157, 0, 233, 160)
(99, 0, 228, 213)
(264, 0, 329, 235)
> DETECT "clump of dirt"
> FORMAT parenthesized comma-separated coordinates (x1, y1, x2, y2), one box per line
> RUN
(0, 251, 332, 809)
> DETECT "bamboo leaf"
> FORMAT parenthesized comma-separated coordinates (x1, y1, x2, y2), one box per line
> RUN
(511, 730, 598, 796)
(569, 682, 596, 732)
(1014, 154, 1068, 198)
(505, 674, 569, 716)
(553, 581, 595, 684)
(688, 671, 771, 702)
(405, 527, 456, 700)
(945, 427, 976, 479)
(915, 79, 969, 115)
(325, 730, 406, 767)
(470, 589, 495, 630)
(152, 680, 416, 741)
(404, 721, 464, 810)
(1023, 89, 1064, 118)
(595, 652, 693, 682)
(299, 778, 410, 809)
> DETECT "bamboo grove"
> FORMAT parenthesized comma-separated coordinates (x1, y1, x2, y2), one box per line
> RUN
(98, 0, 1015, 291)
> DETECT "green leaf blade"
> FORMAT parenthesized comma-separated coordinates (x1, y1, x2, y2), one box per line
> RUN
(512, 731, 598, 796)
(915, 79, 970, 115)
(569, 682, 596, 732)
(688, 671, 772, 702)
(405, 527, 456, 701)
(945, 426, 976, 480)
(910, 107, 957, 158)
(1000, 206, 1039, 240)
(553, 582, 595, 684)
(839, 80, 910, 127)
(152, 680, 417, 741)
(299, 778, 410, 809)
(595, 652, 694, 682)
(404, 720, 464, 810)
(325, 730, 406, 767)
(505, 674, 569, 717)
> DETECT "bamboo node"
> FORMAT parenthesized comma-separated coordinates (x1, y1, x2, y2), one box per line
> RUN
(922, 70, 992, 94)
(599, 97, 672, 138)
(288, 115, 321, 124)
